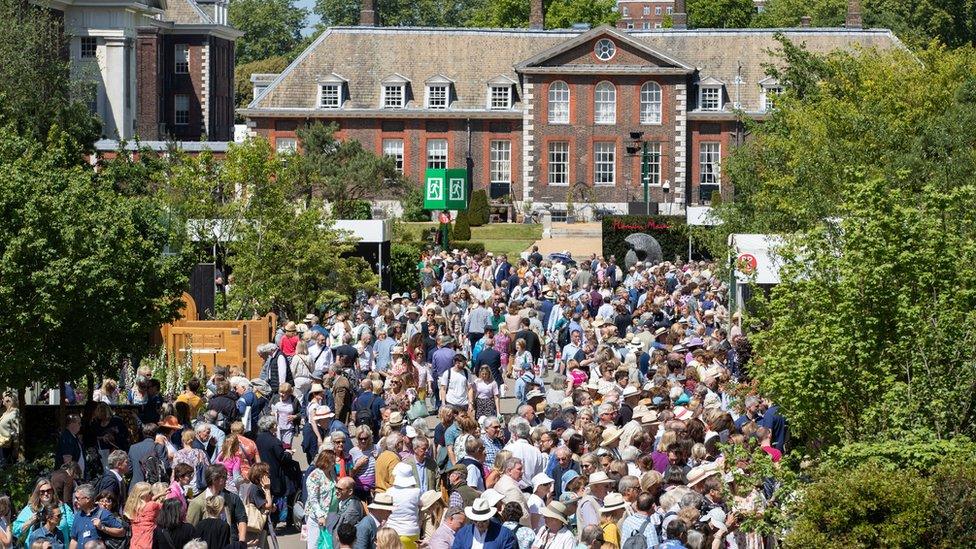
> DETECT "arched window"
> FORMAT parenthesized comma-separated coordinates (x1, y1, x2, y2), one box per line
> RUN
(640, 81, 662, 124)
(594, 81, 616, 124)
(548, 81, 570, 124)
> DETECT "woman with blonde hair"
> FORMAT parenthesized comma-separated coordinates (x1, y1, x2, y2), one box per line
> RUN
(305, 444, 338, 549)
(124, 482, 162, 549)
(291, 341, 314, 396)
(376, 527, 403, 549)
(215, 435, 244, 492)
(93, 379, 119, 404)
(0, 393, 20, 466)
(485, 450, 511, 489)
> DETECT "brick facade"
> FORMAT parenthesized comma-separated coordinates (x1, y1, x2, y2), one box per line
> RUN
(616, 0, 673, 30)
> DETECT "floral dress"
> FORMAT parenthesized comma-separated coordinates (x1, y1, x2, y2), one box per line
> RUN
(494, 333, 511, 372)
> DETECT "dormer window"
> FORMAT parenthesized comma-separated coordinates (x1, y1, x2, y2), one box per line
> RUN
(425, 75, 454, 110)
(382, 74, 410, 109)
(317, 73, 347, 109)
(759, 77, 783, 112)
(490, 86, 512, 110)
(698, 78, 725, 111)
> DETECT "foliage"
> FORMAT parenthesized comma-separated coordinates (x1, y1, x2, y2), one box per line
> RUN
(823, 435, 976, 472)
(138, 346, 205, 398)
(466, 0, 617, 28)
(0, 0, 100, 147)
(468, 189, 490, 227)
(928, 459, 976, 548)
(785, 462, 934, 548)
(688, 0, 754, 28)
(292, 122, 407, 215)
(229, 0, 307, 65)
(234, 56, 289, 112)
(453, 210, 472, 241)
(315, 0, 480, 27)
(391, 243, 422, 293)
(601, 216, 688, 264)
(750, 0, 845, 28)
(401, 185, 432, 222)
(451, 241, 486, 255)
(0, 457, 55, 506)
(719, 443, 798, 537)
(334, 199, 373, 220)
(0, 127, 191, 389)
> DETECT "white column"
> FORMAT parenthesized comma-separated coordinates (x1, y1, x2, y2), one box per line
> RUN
(521, 81, 534, 203)
(103, 36, 129, 139)
(672, 82, 688, 213)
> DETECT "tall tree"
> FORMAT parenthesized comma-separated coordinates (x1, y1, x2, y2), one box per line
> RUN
(234, 56, 290, 111)
(687, 0, 754, 28)
(0, 0, 100, 147)
(315, 0, 479, 27)
(0, 127, 190, 389)
(467, 0, 618, 29)
(229, 0, 308, 65)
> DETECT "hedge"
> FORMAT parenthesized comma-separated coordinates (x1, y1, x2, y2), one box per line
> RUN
(334, 199, 372, 220)
(468, 189, 489, 227)
(453, 209, 472, 241)
(451, 241, 486, 255)
(601, 215, 688, 263)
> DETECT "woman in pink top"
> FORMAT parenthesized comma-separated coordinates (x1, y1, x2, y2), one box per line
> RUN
(215, 435, 244, 492)
(280, 321, 300, 356)
(123, 482, 164, 549)
(494, 325, 512, 376)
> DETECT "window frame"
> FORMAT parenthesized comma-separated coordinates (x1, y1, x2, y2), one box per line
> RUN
(174, 44, 189, 74)
(644, 6, 651, 15)
(643, 142, 662, 187)
(383, 138, 405, 173)
(174, 94, 189, 125)
(383, 84, 405, 109)
(594, 142, 616, 186)
(489, 85, 512, 110)
(548, 141, 569, 187)
(699, 85, 722, 111)
(426, 138, 448, 169)
(594, 81, 616, 125)
(80, 37, 97, 59)
(319, 83, 341, 109)
(426, 84, 449, 110)
(547, 81, 570, 124)
(489, 140, 512, 184)
(640, 81, 662, 125)
(762, 85, 784, 111)
(699, 141, 721, 186)
(276, 137, 298, 154)
(594, 38, 616, 61)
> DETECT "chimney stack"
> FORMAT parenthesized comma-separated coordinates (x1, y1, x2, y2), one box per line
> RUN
(672, 0, 687, 29)
(529, 0, 544, 29)
(845, 0, 862, 29)
(360, 0, 377, 26)
(799, 15, 811, 27)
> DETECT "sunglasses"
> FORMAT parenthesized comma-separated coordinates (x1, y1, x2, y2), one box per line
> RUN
(358, 437, 370, 441)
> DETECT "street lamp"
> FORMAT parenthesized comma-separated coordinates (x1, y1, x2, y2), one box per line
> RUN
(625, 131, 652, 215)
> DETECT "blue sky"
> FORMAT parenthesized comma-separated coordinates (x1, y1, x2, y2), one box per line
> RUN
(299, 0, 321, 34)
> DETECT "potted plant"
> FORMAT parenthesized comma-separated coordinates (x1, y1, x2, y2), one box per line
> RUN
(566, 187, 577, 224)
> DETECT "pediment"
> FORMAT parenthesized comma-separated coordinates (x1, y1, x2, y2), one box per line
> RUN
(516, 25, 693, 75)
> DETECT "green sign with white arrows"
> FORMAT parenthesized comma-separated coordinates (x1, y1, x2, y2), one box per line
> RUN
(424, 168, 469, 210)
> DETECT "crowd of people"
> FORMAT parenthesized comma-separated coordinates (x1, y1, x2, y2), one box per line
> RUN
(0, 247, 786, 549)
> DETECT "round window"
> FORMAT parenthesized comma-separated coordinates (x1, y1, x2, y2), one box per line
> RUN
(594, 38, 615, 61)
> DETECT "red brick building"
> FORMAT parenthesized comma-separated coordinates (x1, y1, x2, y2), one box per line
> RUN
(240, 12, 896, 218)
(616, 0, 674, 30)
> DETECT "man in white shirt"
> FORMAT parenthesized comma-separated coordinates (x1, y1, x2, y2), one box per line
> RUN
(439, 355, 470, 409)
(502, 418, 546, 489)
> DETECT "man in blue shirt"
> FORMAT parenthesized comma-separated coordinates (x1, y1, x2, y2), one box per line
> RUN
(70, 484, 122, 548)
(430, 336, 456, 409)
(372, 329, 396, 373)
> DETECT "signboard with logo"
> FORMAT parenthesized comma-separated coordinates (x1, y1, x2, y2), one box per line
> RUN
(423, 168, 469, 210)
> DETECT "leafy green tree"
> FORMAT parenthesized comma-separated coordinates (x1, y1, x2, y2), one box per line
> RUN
(465, 0, 528, 27)
(687, 0, 754, 28)
(750, 0, 845, 28)
(292, 122, 406, 215)
(401, 185, 432, 222)
(391, 243, 422, 293)
(234, 56, 289, 112)
(315, 0, 479, 27)
(0, 0, 100, 147)
(542, 0, 618, 28)
(453, 210, 472, 241)
(712, 42, 976, 448)
(229, 0, 307, 65)
(0, 127, 190, 390)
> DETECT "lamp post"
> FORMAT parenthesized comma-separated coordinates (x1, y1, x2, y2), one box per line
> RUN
(625, 131, 652, 215)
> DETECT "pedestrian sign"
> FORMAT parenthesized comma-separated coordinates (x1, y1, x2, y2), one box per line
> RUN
(423, 168, 469, 210)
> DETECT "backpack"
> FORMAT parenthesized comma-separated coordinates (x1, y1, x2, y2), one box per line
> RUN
(354, 393, 378, 428)
(656, 511, 678, 541)
(622, 516, 654, 549)
(557, 323, 571, 348)
(140, 444, 169, 484)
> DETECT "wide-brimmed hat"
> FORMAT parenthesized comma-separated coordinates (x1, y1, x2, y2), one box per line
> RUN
(304, 313, 318, 323)
(368, 493, 395, 511)
(250, 379, 272, 396)
(464, 498, 497, 521)
(526, 389, 545, 402)
(621, 385, 640, 399)
(627, 337, 643, 351)
(673, 406, 694, 421)
(420, 490, 443, 511)
(600, 492, 627, 513)
(309, 383, 325, 395)
(532, 473, 554, 491)
(391, 293, 403, 302)
(406, 306, 420, 315)
(541, 501, 568, 524)
(592, 318, 607, 327)
(391, 346, 405, 355)
(389, 412, 404, 427)
(159, 415, 181, 430)
(654, 327, 668, 337)
(640, 410, 661, 425)
(284, 321, 297, 333)
(481, 488, 505, 507)
(587, 471, 614, 486)
(687, 464, 720, 487)
(392, 462, 417, 488)
(312, 406, 335, 421)
(600, 427, 623, 447)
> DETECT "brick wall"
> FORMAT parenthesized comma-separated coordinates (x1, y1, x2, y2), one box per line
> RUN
(136, 27, 163, 139)
(529, 74, 684, 206)
(208, 37, 235, 141)
(688, 120, 737, 204)
(616, 1, 673, 29)
(163, 36, 207, 140)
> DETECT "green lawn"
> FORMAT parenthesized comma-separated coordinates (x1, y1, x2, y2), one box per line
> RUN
(399, 222, 541, 256)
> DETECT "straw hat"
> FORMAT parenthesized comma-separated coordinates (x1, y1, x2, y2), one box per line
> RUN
(464, 498, 497, 521)
(541, 501, 568, 524)
(312, 406, 335, 421)
(587, 471, 614, 486)
(673, 406, 693, 421)
(368, 493, 395, 511)
(600, 427, 623, 447)
(389, 412, 404, 427)
(420, 490, 443, 511)
(687, 464, 720, 487)
(481, 489, 505, 508)
(599, 492, 627, 513)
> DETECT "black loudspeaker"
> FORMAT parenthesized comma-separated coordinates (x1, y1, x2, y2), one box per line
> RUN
(189, 263, 216, 320)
